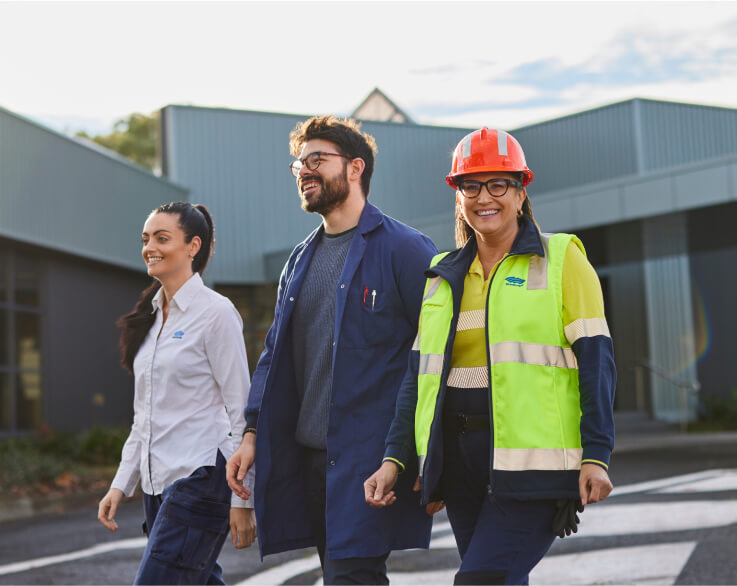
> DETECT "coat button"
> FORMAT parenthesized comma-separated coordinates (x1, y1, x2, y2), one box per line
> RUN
(289, 297, 294, 301)
(329, 460, 336, 466)
(340, 284, 345, 289)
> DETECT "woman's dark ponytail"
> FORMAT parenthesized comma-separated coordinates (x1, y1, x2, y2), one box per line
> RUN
(117, 202, 215, 373)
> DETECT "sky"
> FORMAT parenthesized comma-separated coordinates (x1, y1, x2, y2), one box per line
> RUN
(2, 0, 737, 135)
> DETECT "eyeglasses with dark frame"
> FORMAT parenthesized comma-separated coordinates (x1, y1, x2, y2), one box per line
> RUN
(289, 151, 352, 177)
(457, 178, 523, 198)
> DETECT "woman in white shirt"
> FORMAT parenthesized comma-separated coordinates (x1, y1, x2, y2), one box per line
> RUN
(97, 201, 256, 585)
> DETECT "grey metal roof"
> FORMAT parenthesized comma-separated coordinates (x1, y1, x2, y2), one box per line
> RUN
(161, 98, 737, 284)
(161, 105, 470, 283)
(0, 106, 187, 271)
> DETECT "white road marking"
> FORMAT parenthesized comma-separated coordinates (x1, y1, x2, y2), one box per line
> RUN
(304, 542, 699, 586)
(573, 500, 737, 538)
(0, 537, 147, 576)
(655, 469, 737, 493)
(531, 541, 698, 585)
(235, 553, 321, 585)
(4, 469, 736, 582)
(612, 468, 737, 496)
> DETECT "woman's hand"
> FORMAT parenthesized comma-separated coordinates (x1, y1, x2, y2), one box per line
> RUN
(97, 488, 125, 531)
(226, 434, 255, 500)
(579, 463, 613, 505)
(230, 507, 257, 549)
(412, 476, 445, 515)
(364, 461, 400, 508)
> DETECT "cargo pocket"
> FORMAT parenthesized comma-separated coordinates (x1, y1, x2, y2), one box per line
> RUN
(150, 491, 230, 571)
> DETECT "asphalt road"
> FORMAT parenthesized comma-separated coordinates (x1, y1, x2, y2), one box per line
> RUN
(1, 441, 736, 585)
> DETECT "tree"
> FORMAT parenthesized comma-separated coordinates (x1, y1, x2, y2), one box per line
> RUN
(77, 111, 159, 171)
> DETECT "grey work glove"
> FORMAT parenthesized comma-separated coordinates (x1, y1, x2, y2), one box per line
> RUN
(552, 498, 584, 538)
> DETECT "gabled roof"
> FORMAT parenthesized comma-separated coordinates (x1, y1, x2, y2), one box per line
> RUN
(351, 87, 415, 124)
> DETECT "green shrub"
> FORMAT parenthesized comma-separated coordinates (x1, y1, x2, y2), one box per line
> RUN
(0, 425, 129, 491)
(75, 426, 129, 466)
(694, 389, 737, 431)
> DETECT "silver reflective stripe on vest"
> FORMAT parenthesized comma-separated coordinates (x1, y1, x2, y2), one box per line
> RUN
(419, 353, 444, 375)
(423, 276, 443, 301)
(489, 341, 578, 369)
(418, 454, 426, 477)
(412, 333, 421, 351)
(494, 447, 583, 471)
(447, 366, 489, 388)
(526, 234, 550, 290)
(497, 129, 508, 156)
(456, 309, 485, 331)
(564, 317, 611, 345)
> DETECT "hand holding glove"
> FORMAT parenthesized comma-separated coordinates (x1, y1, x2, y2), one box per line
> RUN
(552, 498, 584, 538)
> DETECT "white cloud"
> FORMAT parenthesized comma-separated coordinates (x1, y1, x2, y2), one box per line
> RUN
(2, 1, 737, 134)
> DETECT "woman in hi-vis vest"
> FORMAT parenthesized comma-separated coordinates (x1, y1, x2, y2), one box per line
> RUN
(364, 128, 616, 585)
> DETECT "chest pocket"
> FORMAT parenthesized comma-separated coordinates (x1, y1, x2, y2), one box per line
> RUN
(358, 284, 398, 346)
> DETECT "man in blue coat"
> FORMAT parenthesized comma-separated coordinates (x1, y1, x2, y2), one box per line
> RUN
(226, 115, 439, 584)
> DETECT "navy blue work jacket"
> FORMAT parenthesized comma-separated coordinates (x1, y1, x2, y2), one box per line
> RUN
(246, 201, 438, 559)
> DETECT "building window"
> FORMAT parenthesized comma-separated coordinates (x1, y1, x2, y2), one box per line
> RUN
(0, 248, 43, 434)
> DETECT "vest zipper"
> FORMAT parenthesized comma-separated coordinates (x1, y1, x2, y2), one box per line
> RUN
(484, 253, 514, 498)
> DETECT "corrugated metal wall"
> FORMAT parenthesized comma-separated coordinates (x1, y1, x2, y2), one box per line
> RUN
(0, 107, 187, 271)
(513, 101, 639, 194)
(640, 99, 737, 172)
(642, 213, 699, 423)
(162, 106, 469, 283)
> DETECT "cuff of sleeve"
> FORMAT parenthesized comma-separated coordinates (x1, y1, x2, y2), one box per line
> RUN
(582, 444, 612, 469)
(231, 494, 252, 508)
(382, 457, 405, 473)
(245, 411, 259, 430)
(383, 444, 408, 471)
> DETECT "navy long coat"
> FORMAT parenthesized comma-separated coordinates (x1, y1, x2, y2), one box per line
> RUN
(246, 202, 437, 559)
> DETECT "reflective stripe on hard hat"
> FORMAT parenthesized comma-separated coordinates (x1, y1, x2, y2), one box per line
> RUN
(462, 134, 473, 159)
(497, 129, 508, 156)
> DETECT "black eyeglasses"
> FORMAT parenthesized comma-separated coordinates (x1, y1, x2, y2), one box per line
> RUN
(457, 178, 523, 198)
(290, 151, 351, 177)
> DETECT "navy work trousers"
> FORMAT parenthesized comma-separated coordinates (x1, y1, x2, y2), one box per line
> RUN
(134, 451, 231, 585)
(304, 447, 390, 585)
(442, 389, 558, 585)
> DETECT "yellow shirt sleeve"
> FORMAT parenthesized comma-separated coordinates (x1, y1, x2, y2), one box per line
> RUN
(562, 241, 607, 327)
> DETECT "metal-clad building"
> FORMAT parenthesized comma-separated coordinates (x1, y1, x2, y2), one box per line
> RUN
(3, 95, 736, 433)
(161, 105, 468, 283)
(162, 98, 737, 426)
(0, 106, 188, 434)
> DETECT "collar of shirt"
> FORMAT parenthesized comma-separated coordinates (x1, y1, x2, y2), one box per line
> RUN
(151, 272, 204, 313)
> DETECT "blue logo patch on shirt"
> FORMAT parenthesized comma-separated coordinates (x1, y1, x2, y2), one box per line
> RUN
(505, 276, 525, 287)
(172, 331, 185, 339)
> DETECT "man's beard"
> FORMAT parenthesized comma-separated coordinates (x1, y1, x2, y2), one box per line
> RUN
(300, 167, 350, 215)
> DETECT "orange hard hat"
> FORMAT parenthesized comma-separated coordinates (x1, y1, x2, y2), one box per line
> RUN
(446, 127, 534, 189)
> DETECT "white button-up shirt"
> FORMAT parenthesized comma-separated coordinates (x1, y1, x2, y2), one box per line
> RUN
(111, 273, 253, 507)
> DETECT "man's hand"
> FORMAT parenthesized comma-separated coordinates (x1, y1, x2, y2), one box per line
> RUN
(579, 463, 613, 505)
(97, 488, 125, 531)
(364, 461, 400, 508)
(226, 433, 255, 500)
(230, 507, 257, 549)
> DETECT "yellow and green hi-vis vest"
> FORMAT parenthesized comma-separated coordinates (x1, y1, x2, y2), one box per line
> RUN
(415, 233, 584, 479)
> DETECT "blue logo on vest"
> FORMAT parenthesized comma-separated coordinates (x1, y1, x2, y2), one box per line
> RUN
(505, 276, 525, 287)
(172, 331, 185, 339)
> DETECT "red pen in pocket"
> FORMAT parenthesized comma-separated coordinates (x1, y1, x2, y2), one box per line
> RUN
(363, 286, 369, 306)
